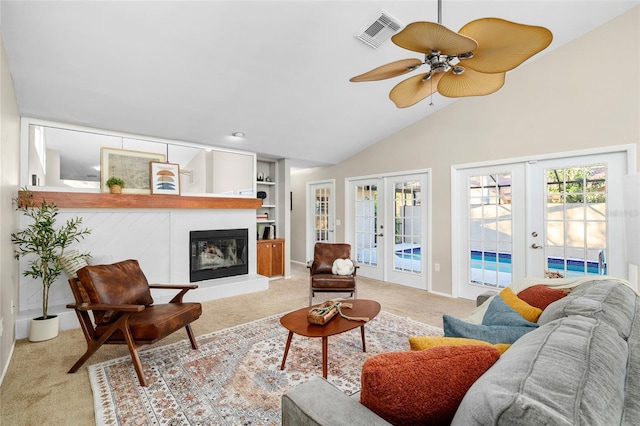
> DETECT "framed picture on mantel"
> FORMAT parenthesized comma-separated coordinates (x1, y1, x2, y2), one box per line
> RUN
(100, 147, 166, 194)
(150, 162, 181, 195)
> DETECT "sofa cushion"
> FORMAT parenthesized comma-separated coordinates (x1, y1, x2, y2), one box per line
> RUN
(499, 287, 542, 322)
(538, 280, 638, 339)
(451, 316, 628, 426)
(622, 296, 640, 425)
(517, 284, 568, 310)
(282, 376, 392, 426)
(408, 336, 510, 354)
(443, 314, 537, 344)
(361, 345, 500, 426)
(482, 296, 539, 328)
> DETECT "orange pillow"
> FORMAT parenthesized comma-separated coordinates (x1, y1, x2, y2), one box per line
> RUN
(409, 336, 510, 354)
(360, 345, 500, 426)
(499, 287, 542, 322)
(517, 285, 568, 310)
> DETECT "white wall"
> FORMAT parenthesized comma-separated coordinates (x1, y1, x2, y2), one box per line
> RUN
(0, 31, 21, 384)
(290, 6, 640, 296)
(16, 208, 268, 339)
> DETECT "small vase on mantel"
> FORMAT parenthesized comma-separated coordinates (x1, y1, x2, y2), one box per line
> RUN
(109, 185, 122, 194)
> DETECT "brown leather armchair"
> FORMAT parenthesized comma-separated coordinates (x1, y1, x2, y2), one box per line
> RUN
(307, 243, 358, 305)
(66, 259, 202, 386)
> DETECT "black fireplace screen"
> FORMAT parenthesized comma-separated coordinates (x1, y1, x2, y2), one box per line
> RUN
(190, 228, 248, 282)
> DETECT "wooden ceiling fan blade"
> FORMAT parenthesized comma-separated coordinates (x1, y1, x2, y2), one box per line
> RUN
(458, 18, 553, 73)
(391, 22, 477, 55)
(437, 67, 505, 98)
(389, 72, 444, 108)
(349, 58, 423, 82)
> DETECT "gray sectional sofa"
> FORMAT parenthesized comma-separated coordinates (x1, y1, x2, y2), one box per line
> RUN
(281, 279, 639, 425)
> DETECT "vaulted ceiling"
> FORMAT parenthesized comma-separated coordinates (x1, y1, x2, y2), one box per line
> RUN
(2, 1, 637, 168)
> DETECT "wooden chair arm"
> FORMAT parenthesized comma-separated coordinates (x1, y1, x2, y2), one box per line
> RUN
(148, 284, 199, 290)
(66, 302, 145, 312)
(148, 284, 199, 303)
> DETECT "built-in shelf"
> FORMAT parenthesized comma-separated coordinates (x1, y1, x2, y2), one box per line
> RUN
(22, 191, 262, 209)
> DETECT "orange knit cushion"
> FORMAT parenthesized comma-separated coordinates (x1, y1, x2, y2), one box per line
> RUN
(360, 345, 501, 426)
(517, 285, 568, 310)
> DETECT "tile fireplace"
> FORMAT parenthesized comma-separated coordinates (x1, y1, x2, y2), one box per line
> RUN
(190, 228, 249, 282)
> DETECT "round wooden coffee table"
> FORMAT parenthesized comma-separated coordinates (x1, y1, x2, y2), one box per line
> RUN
(279, 299, 381, 378)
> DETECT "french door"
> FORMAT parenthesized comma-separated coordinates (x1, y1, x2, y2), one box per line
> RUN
(454, 150, 628, 300)
(349, 172, 429, 289)
(352, 178, 383, 280)
(307, 180, 335, 259)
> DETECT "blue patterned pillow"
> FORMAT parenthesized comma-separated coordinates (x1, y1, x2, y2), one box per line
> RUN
(443, 314, 537, 345)
(483, 296, 539, 328)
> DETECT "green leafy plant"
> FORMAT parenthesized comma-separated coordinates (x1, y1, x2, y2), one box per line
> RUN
(106, 177, 125, 188)
(11, 188, 91, 319)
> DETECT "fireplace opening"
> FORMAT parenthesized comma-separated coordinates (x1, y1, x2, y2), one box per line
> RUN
(190, 228, 248, 282)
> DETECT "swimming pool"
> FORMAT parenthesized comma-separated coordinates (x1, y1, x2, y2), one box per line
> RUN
(470, 250, 605, 276)
(396, 247, 421, 260)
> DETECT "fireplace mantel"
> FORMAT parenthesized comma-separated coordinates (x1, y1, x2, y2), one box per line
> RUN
(23, 191, 262, 209)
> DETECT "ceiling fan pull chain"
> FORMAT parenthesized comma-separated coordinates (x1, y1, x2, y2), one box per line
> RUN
(429, 79, 434, 106)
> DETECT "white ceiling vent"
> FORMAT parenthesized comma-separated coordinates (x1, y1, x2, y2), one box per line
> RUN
(355, 10, 403, 49)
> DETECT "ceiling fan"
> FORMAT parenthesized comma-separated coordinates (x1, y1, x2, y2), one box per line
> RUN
(350, 1, 553, 108)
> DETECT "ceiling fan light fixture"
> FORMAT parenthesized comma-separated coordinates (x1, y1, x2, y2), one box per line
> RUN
(349, 2, 552, 107)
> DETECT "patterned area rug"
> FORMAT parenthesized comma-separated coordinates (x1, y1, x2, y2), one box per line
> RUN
(89, 310, 442, 425)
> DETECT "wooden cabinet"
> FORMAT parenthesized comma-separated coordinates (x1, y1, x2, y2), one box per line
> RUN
(257, 238, 284, 277)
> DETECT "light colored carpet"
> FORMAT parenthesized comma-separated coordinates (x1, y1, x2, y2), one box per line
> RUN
(90, 311, 442, 425)
(0, 263, 474, 425)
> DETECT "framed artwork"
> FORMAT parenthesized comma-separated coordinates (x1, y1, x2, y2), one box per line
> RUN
(150, 162, 180, 195)
(100, 147, 166, 194)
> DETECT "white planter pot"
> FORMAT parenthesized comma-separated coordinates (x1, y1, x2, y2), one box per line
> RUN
(28, 315, 59, 342)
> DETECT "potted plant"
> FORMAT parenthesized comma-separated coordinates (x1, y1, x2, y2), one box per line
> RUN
(11, 188, 91, 342)
(106, 177, 125, 193)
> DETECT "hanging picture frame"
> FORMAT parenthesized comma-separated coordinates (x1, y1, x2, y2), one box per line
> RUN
(100, 147, 166, 194)
(150, 162, 181, 195)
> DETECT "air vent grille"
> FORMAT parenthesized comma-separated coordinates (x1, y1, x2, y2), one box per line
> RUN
(355, 10, 403, 49)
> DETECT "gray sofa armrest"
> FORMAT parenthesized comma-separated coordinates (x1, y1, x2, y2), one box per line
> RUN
(282, 376, 391, 426)
(476, 290, 498, 307)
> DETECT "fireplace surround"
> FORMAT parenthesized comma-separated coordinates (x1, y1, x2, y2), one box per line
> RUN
(190, 228, 249, 282)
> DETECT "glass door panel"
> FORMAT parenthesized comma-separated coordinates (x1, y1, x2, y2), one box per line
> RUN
(386, 173, 428, 289)
(353, 180, 383, 280)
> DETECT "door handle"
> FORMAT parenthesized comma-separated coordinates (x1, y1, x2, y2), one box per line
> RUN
(376, 233, 384, 237)
(531, 243, 543, 249)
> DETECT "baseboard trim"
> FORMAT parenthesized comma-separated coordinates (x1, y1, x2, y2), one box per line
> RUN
(0, 340, 16, 388)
